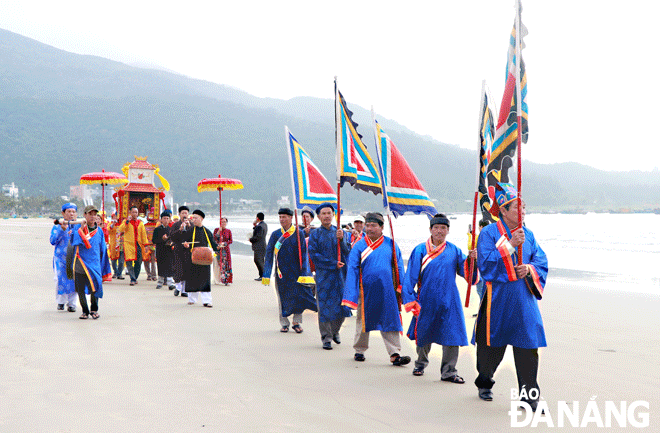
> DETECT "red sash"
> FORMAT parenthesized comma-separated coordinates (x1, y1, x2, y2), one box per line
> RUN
(361, 234, 384, 263)
(77, 225, 98, 250)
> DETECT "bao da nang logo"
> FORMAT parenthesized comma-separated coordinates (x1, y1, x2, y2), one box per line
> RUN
(509, 389, 650, 428)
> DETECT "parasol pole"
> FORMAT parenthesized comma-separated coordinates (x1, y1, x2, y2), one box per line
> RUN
(101, 169, 106, 215)
(217, 175, 225, 280)
(334, 76, 342, 264)
(515, 0, 524, 264)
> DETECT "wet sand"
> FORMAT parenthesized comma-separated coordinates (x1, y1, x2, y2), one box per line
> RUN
(1, 219, 658, 432)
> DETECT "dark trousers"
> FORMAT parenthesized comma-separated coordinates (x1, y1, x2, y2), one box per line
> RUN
(126, 247, 142, 282)
(111, 251, 124, 277)
(474, 293, 540, 401)
(75, 273, 98, 315)
(254, 252, 264, 278)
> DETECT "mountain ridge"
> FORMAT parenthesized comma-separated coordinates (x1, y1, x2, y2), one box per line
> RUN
(1, 28, 658, 211)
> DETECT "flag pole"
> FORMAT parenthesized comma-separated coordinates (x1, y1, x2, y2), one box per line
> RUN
(465, 81, 487, 308)
(515, 0, 524, 264)
(372, 107, 402, 311)
(285, 125, 304, 273)
(334, 77, 342, 264)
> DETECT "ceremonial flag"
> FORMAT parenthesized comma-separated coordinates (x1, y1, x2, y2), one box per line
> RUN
(285, 126, 337, 212)
(373, 118, 437, 218)
(478, 83, 496, 221)
(335, 82, 381, 195)
(488, 1, 528, 190)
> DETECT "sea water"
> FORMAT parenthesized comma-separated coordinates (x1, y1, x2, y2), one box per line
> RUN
(207, 213, 660, 296)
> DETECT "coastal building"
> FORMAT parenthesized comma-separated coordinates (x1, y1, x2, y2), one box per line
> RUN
(2, 182, 19, 199)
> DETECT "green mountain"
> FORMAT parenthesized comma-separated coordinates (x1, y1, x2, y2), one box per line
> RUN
(1, 28, 658, 213)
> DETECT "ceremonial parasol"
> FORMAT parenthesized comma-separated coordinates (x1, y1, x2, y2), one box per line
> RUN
(196, 174, 243, 227)
(80, 169, 128, 214)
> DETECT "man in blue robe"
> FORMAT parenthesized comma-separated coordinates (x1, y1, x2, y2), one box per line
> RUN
(263, 208, 317, 333)
(71, 205, 112, 320)
(402, 213, 478, 381)
(472, 183, 548, 411)
(342, 212, 410, 366)
(50, 203, 79, 312)
(308, 202, 352, 350)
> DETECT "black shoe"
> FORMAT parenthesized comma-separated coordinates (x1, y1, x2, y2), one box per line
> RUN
(117, 276, 125, 280)
(354, 353, 365, 362)
(332, 334, 341, 344)
(323, 342, 332, 350)
(254, 277, 262, 281)
(478, 388, 493, 401)
(57, 304, 65, 311)
(168, 285, 176, 290)
(522, 399, 539, 412)
(174, 289, 180, 296)
(181, 292, 188, 297)
(156, 284, 163, 289)
(67, 306, 76, 313)
(391, 354, 411, 366)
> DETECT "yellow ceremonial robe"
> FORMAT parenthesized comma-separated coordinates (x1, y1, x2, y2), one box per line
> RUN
(118, 220, 149, 262)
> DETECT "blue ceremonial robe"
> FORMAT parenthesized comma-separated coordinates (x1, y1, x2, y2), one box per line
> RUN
(402, 241, 476, 347)
(72, 225, 112, 299)
(50, 223, 76, 296)
(343, 235, 404, 333)
(472, 221, 548, 349)
(263, 226, 318, 317)
(308, 225, 352, 323)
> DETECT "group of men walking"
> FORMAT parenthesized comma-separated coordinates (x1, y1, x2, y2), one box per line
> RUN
(50, 181, 548, 412)
(50, 204, 223, 322)
(258, 182, 548, 411)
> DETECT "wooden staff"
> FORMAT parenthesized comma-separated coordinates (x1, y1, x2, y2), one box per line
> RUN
(515, 0, 524, 265)
(294, 209, 303, 273)
(388, 215, 402, 311)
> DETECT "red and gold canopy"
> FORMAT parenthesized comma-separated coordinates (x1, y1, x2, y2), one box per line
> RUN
(197, 176, 243, 192)
(80, 169, 128, 185)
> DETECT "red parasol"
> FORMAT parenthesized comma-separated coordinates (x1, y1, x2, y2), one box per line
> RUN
(197, 175, 243, 282)
(80, 169, 128, 214)
(196, 174, 243, 228)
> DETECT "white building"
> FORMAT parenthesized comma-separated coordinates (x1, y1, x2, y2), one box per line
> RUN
(2, 182, 19, 199)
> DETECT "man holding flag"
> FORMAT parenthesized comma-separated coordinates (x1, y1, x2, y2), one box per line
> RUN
(307, 202, 352, 350)
(262, 208, 317, 333)
(472, 183, 547, 411)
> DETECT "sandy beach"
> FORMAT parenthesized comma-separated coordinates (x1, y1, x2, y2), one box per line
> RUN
(1, 218, 658, 432)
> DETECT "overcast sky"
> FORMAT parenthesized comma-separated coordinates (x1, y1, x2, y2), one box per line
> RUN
(1, 1, 658, 172)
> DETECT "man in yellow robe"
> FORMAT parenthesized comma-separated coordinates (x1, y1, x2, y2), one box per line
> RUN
(118, 206, 149, 286)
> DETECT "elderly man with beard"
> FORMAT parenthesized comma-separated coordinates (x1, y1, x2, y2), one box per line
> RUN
(171, 210, 218, 307)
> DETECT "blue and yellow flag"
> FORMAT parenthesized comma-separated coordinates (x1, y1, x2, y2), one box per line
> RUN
(478, 85, 496, 221)
(335, 85, 381, 195)
(489, 3, 528, 187)
(285, 127, 337, 212)
(374, 119, 436, 218)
